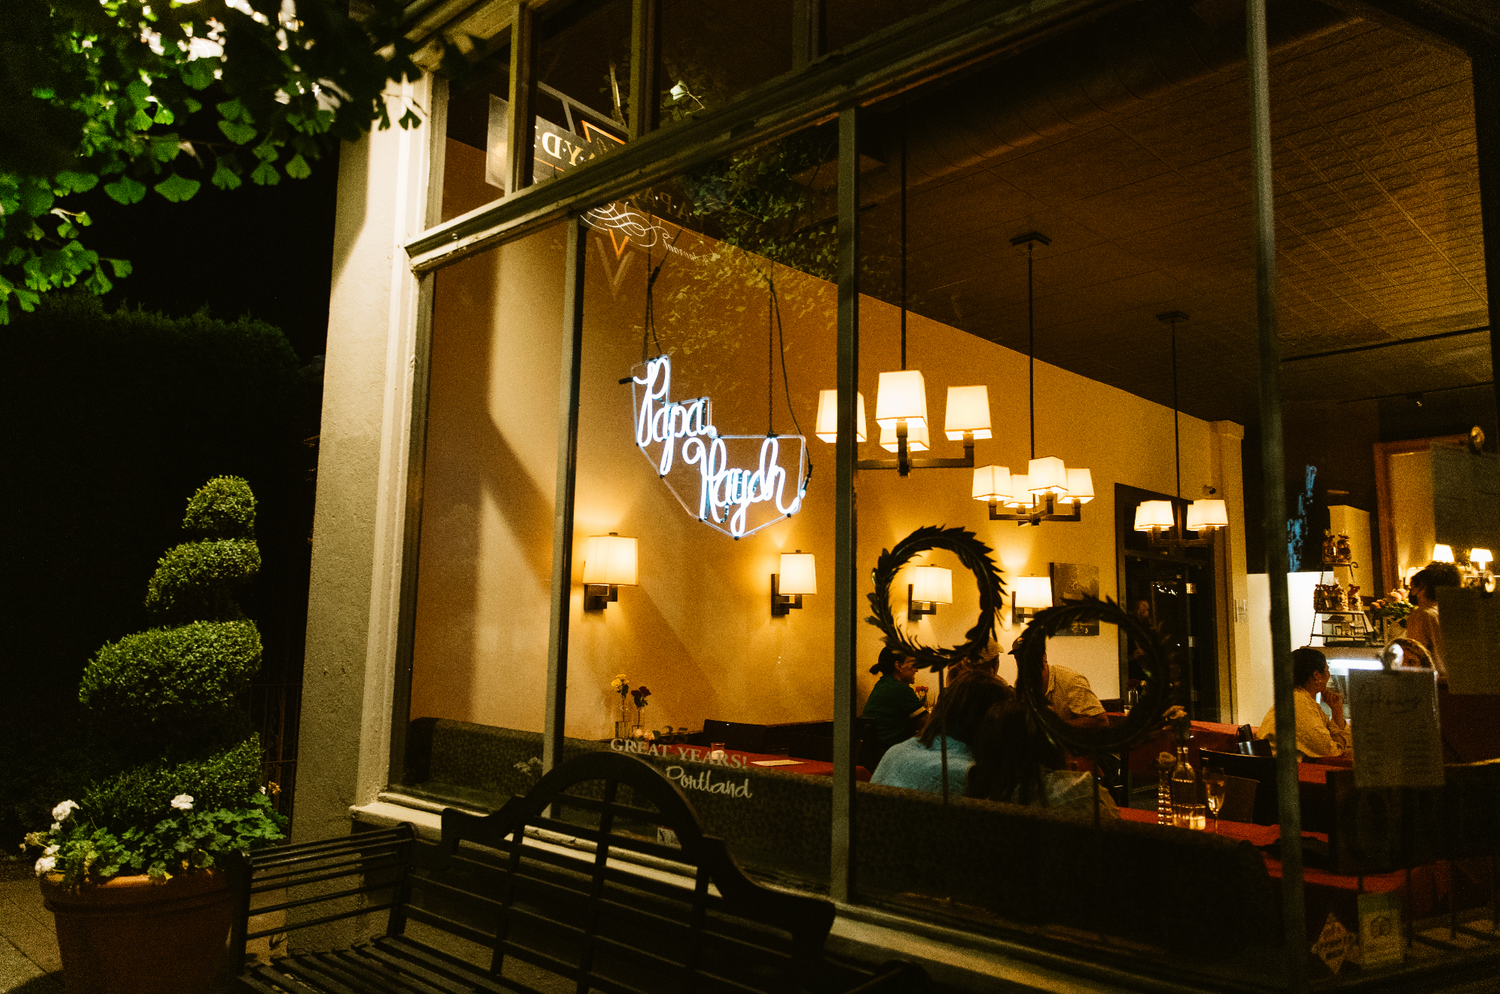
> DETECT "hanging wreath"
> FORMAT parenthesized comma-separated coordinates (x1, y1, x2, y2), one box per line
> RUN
(1013, 594, 1175, 755)
(866, 525, 1005, 672)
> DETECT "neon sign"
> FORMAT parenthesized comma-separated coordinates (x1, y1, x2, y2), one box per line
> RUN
(630, 355, 806, 539)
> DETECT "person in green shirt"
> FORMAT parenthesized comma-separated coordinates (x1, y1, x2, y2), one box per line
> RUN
(861, 645, 927, 751)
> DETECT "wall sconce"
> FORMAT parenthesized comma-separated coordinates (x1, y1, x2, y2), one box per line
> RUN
(772, 551, 817, 617)
(907, 565, 952, 620)
(1432, 544, 1455, 563)
(1012, 575, 1053, 625)
(582, 532, 638, 611)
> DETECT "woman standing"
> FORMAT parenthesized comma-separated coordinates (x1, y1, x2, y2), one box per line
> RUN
(1404, 562, 1462, 683)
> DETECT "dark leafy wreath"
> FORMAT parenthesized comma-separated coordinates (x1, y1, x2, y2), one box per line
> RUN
(866, 525, 1005, 671)
(1014, 595, 1175, 755)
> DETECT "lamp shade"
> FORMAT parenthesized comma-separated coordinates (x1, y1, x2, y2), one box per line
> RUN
(1061, 468, 1094, 505)
(1027, 456, 1069, 496)
(879, 418, 929, 453)
(814, 390, 867, 443)
(1432, 544, 1455, 563)
(909, 565, 952, 605)
(1471, 548, 1493, 568)
(1134, 500, 1174, 532)
(874, 370, 928, 428)
(1013, 575, 1054, 609)
(582, 534, 638, 586)
(779, 552, 817, 595)
(1004, 475, 1030, 507)
(944, 385, 992, 440)
(972, 464, 1013, 502)
(1186, 498, 1228, 532)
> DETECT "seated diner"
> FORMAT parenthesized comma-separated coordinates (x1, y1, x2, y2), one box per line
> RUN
(1255, 646, 1351, 760)
(859, 645, 927, 750)
(967, 699, 1119, 818)
(872, 672, 1012, 795)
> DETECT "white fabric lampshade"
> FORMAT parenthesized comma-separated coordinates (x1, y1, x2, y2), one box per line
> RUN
(944, 385, 992, 440)
(1060, 468, 1094, 504)
(1027, 456, 1068, 495)
(582, 534, 638, 586)
(879, 418, 929, 453)
(778, 552, 817, 595)
(1134, 500, 1174, 532)
(814, 390, 867, 443)
(1186, 498, 1228, 532)
(972, 465, 1013, 502)
(1004, 475, 1030, 507)
(1471, 548, 1493, 568)
(1013, 575, 1053, 609)
(1432, 543, 1455, 563)
(909, 565, 952, 605)
(874, 370, 928, 428)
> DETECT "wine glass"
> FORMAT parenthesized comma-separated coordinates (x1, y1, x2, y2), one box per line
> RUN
(1204, 772, 1227, 832)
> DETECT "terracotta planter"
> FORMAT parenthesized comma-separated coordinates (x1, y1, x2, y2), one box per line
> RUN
(40, 869, 234, 994)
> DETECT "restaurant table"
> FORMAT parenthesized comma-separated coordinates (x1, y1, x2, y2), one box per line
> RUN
(1118, 807, 1490, 941)
(631, 741, 871, 781)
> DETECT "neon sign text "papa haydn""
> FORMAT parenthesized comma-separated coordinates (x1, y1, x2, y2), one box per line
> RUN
(631, 356, 806, 539)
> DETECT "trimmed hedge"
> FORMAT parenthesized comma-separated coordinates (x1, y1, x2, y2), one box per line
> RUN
(83, 738, 265, 826)
(79, 620, 262, 722)
(144, 538, 262, 622)
(183, 476, 256, 538)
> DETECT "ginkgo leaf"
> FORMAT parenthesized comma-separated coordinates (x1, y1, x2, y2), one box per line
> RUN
(154, 173, 201, 203)
(250, 160, 280, 186)
(218, 120, 257, 144)
(211, 162, 242, 190)
(103, 176, 147, 205)
(55, 172, 99, 194)
(285, 154, 311, 179)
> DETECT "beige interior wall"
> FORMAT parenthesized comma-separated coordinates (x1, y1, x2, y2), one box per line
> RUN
(1388, 449, 1436, 582)
(412, 139, 1237, 741)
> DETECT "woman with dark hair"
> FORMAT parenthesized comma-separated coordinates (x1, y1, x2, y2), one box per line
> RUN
(860, 645, 926, 749)
(1405, 562, 1462, 682)
(967, 700, 1118, 817)
(1254, 646, 1351, 759)
(871, 672, 1013, 794)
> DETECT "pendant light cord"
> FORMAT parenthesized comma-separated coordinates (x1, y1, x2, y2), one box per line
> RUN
(1171, 318, 1181, 500)
(639, 210, 684, 363)
(900, 98, 908, 371)
(1028, 240, 1035, 461)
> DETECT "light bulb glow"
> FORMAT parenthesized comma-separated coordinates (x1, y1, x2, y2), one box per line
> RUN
(814, 390, 867, 443)
(909, 565, 953, 605)
(1432, 544, 1455, 563)
(1471, 548, 1493, 568)
(944, 385, 992, 440)
(972, 465, 1013, 502)
(778, 552, 817, 595)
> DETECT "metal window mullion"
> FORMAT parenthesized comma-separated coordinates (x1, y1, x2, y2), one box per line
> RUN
(629, 0, 661, 141)
(1247, 1, 1305, 989)
(544, 216, 587, 774)
(507, 2, 536, 197)
(830, 105, 860, 905)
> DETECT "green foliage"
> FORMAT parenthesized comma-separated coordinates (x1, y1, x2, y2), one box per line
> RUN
(83, 738, 265, 824)
(0, 0, 438, 323)
(183, 475, 256, 538)
(79, 620, 262, 724)
(144, 538, 261, 622)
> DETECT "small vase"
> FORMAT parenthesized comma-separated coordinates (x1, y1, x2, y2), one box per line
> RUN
(614, 719, 632, 740)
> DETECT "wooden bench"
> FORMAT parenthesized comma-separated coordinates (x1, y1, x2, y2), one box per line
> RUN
(231, 751, 927, 994)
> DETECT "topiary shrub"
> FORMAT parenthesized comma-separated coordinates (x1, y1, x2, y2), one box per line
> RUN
(25, 477, 284, 883)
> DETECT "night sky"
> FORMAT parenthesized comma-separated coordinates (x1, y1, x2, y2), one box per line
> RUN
(69, 156, 341, 365)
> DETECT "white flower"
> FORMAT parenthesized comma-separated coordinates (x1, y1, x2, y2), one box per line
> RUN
(34, 856, 56, 877)
(44, 845, 59, 856)
(50, 822, 61, 833)
(52, 800, 79, 822)
(170, 794, 194, 812)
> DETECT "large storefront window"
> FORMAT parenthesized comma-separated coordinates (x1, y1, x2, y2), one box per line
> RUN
(381, 0, 1500, 988)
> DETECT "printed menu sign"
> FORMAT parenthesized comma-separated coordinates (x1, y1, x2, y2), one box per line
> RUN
(1349, 669, 1443, 789)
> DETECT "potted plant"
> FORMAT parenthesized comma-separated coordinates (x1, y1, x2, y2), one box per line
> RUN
(23, 476, 285, 994)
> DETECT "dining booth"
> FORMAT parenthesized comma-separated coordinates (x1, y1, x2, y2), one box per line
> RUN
(298, 0, 1500, 991)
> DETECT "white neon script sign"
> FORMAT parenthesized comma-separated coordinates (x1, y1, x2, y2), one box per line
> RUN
(631, 355, 806, 539)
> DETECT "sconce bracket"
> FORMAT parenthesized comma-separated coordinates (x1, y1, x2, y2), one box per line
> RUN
(584, 584, 618, 611)
(771, 573, 804, 618)
(907, 584, 939, 620)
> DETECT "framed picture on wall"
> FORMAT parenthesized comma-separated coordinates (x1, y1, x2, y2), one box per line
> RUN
(1049, 563, 1100, 636)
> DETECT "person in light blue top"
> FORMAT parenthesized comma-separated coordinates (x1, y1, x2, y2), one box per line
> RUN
(872, 672, 1013, 795)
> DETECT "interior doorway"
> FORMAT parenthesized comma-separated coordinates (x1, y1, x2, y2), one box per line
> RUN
(1116, 485, 1220, 722)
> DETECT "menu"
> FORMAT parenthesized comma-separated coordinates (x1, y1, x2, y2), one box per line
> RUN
(1349, 669, 1443, 789)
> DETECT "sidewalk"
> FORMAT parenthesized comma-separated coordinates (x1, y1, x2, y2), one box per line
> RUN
(0, 878, 62, 994)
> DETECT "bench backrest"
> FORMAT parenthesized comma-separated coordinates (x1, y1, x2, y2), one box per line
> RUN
(403, 750, 840, 994)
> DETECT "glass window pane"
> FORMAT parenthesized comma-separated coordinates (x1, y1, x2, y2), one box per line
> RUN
(657, 0, 794, 122)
